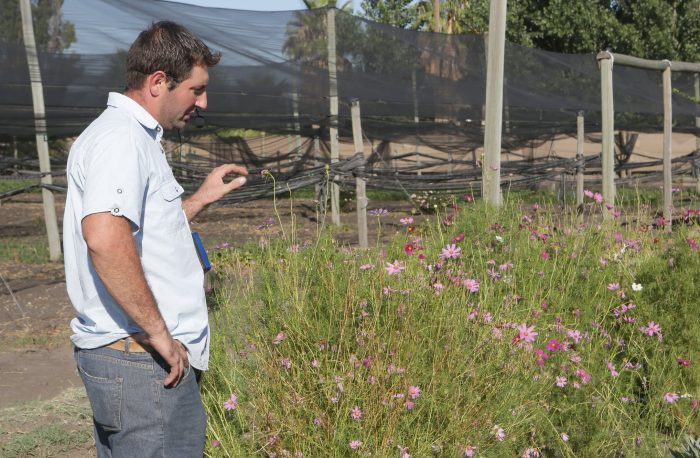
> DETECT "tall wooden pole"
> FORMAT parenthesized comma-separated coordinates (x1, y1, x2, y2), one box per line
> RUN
(327, 7, 340, 226)
(597, 51, 615, 216)
(662, 62, 672, 232)
(695, 73, 700, 193)
(19, 0, 61, 261)
(482, 0, 507, 207)
(351, 100, 368, 248)
(576, 111, 585, 207)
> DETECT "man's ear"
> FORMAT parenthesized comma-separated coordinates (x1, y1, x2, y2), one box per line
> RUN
(148, 71, 168, 97)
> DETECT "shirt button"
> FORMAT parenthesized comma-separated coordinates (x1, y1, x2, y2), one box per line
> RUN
(117, 188, 123, 194)
(113, 207, 120, 213)
(156, 126, 161, 132)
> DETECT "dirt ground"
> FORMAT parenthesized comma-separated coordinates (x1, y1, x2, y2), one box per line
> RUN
(0, 191, 419, 455)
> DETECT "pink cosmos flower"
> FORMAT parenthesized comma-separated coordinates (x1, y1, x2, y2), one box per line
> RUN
(408, 385, 421, 399)
(584, 189, 594, 198)
(575, 368, 591, 384)
(211, 440, 221, 448)
(350, 405, 362, 420)
(440, 244, 461, 259)
(359, 263, 374, 270)
(462, 446, 476, 457)
(404, 400, 415, 410)
(663, 392, 680, 403)
(349, 440, 362, 450)
(522, 448, 540, 458)
(593, 192, 603, 203)
(546, 339, 561, 351)
(517, 323, 538, 343)
(677, 358, 691, 366)
(561, 433, 569, 442)
(555, 376, 567, 388)
(688, 238, 699, 249)
(566, 329, 582, 344)
(273, 332, 286, 345)
(223, 393, 238, 411)
(640, 321, 662, 337)
(540, 250, 550, 260)
(385, 260, 405, 275)
(493, 425, 505, 441)
(280, 358, 292, 370)
(400, 217, 414, 225)
(607, 282, 620, 291)
(463, 279, 480, 292)
(404, 243, 415, 255)
(606, 361, 619, 377)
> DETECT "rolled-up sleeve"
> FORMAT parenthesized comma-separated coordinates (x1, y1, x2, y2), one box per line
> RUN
(81, 131, 149, 232)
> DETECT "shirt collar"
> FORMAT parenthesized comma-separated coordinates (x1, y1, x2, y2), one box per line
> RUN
(107, 92, 164, 141)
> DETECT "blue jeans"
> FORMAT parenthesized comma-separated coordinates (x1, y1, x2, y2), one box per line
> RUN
(74, 345, 206, 457)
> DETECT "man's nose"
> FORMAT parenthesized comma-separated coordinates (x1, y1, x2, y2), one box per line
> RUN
(196, 92, 208, 110)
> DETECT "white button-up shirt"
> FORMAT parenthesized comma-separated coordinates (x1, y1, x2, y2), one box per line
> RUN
(63, 92, 209, 370)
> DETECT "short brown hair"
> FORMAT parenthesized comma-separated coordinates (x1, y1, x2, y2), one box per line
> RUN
(125, 21, 221, 91)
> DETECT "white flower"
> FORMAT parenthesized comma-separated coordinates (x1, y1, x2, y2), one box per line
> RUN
(495, 235, 504, 243)
(561, 432, 569, 442)
(632, 283, 643, 292)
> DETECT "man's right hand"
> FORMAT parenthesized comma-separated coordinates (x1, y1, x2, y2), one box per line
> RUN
(135, 331, 189, 387)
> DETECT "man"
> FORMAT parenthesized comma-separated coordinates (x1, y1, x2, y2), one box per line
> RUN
(63, 21, 246, 457)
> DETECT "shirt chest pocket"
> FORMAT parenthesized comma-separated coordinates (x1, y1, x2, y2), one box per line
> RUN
(152, 179, 186, 233)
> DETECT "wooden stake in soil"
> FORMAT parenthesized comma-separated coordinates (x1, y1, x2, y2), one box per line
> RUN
(351, 100, 369, 248)
(597, 51, 615, 217)
(327, 7, 340, 226)
(19, 0, 61, 262)
(576, 111, 585, 209)
(662, 62, 672, 233)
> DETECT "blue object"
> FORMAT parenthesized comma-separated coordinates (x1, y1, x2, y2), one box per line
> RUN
(191, 232, 211, 272)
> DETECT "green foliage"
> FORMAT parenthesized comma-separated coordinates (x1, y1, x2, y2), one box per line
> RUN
(361, 0, 700, 61)
(202, 196, 700, 456)
(0, 0, 75, 52)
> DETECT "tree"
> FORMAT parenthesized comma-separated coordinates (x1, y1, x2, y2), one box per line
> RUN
(0, 0, 75, 52)
(361, 0, 700, 62)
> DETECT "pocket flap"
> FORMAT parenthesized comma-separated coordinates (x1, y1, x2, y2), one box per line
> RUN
(160, 180, 184, 202)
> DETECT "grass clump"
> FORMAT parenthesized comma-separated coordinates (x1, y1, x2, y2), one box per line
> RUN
(202, 192, 699, 457)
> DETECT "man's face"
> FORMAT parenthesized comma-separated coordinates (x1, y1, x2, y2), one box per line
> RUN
(160, 64, 209, 130)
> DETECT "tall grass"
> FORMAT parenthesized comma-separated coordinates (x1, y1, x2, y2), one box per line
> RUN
(202, 193, 699, 457)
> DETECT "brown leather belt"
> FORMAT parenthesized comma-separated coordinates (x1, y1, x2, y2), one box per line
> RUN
(106, 337, 153, 353)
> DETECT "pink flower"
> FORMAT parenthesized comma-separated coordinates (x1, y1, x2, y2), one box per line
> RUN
(280, 358, 292, 370)
(404, 243, 415, 255)
(640, 321, 662, 337)
(540, 250, 550, 260)
(385, 260, 405, 275)
(408, 385, 421, 399)
(463, 279, 480, 292)
(584, 189, 594, 198)
(404, 400, 415, 410)
(677, 358, 691, 367)
(440, 244, 462, 259)
(687, 238, 699, 249)
(350, 405, 362, 420)
(359, 263, 374, 270)
(607, 283, 620, 291)
(349, 440, 362, 450)
(606, 361, 619, 377)
(311, 359, 319, 369)
(462, 446, 476, 457)
(566, 329, 582, 344)
(400, 217, 414, 225)
(517, 323, 538, 343)
(593, 192, 603, 203)
(493, 425, 505, 441)
(663, 392, 680, 403)
(273, 332, 286, 345)
(546, 339, 561, 352)
(555, 376, 567, 388)
(575, 368, 591, 384)
(561, 433, 569, 442)
(223, 393, 238, 411)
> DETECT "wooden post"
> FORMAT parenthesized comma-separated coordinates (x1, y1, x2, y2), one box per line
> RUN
(412, 69, 419, 123)
(597, 51, 615, 217)
(695, 73, 700, 193)
(482, 0, 507, 207)
(351, 100, 368, 248)
(292, 91, 302, 160)
(662, 62, 672, 232)
(327, 7, 340, 226)
(19, 0, 61, 262)
(576, 111, 585, 208)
